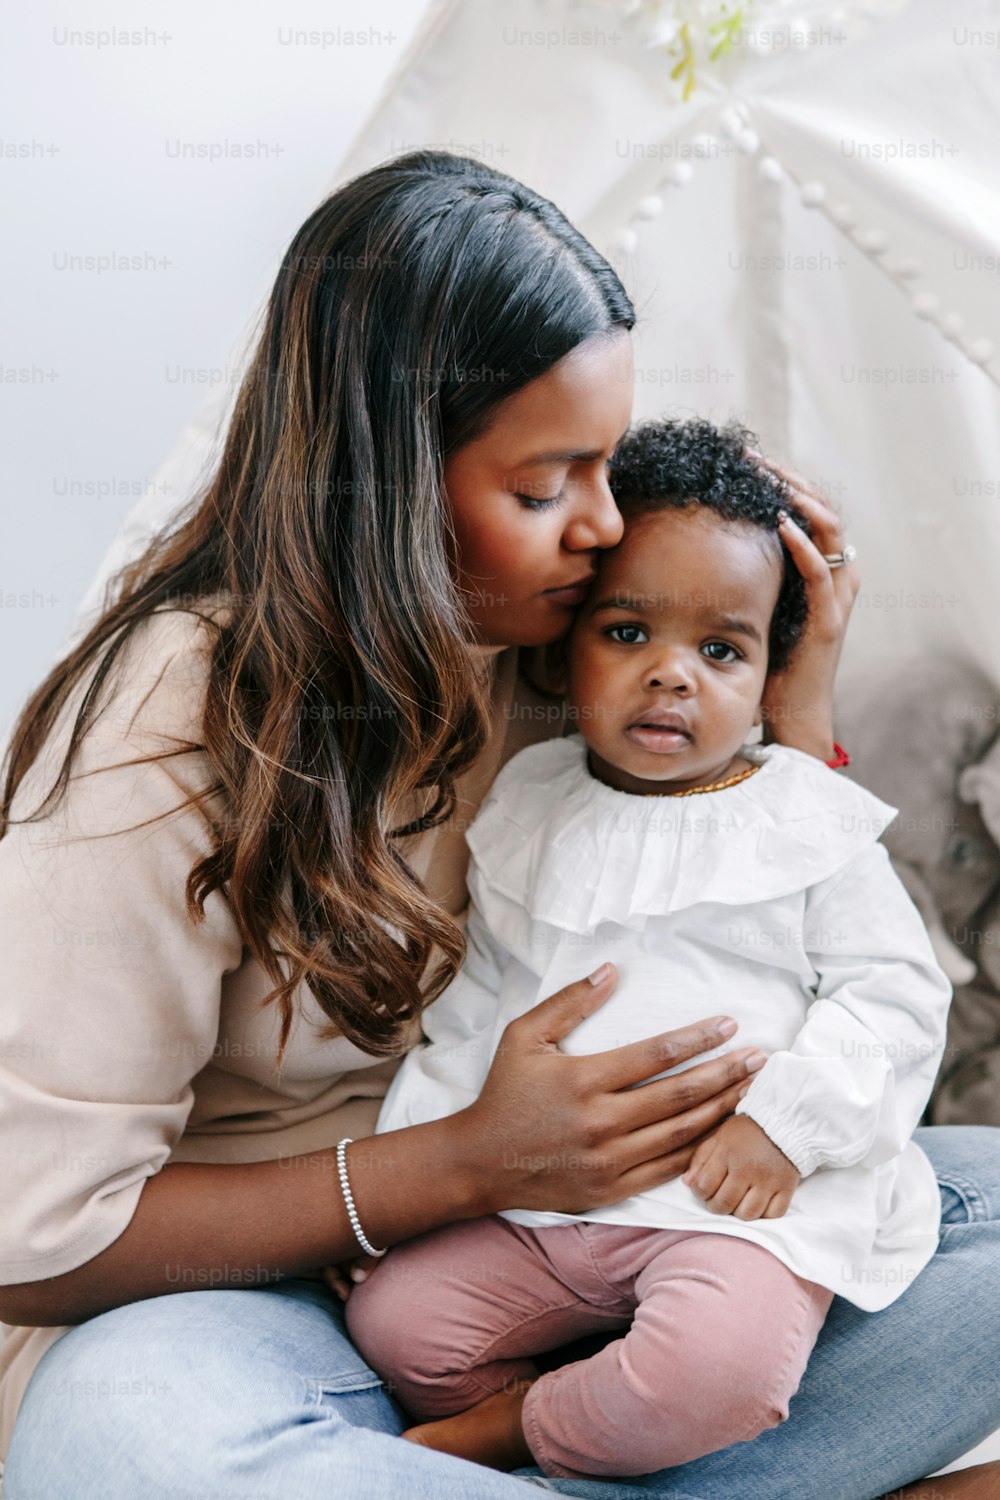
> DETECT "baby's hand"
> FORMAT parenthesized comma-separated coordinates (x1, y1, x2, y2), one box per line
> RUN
(322, 1253, 384, 1301)
(682, 1115, 799, 1220)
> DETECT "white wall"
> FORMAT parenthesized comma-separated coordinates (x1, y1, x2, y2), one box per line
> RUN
(1, 0, 428, 735)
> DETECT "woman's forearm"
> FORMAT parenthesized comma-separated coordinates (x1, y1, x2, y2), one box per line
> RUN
(764, 709, 836, 762)
(0, 986, 759, 1329)
(0, 1116, 488, 1328)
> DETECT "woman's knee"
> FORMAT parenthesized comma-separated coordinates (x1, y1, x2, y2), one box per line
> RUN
(916, 1125, 1000, 1222)
(4, 1284, 393, 1498)
(4, 1304, 213, 1496)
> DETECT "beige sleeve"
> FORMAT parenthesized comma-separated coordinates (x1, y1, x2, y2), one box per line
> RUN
(0, 612, 245, 1284)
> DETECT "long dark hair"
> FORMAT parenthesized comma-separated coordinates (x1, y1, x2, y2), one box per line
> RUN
(1, 151, 635, 1062)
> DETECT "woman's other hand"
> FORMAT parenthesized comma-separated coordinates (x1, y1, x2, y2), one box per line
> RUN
(756, 456, 860, 760)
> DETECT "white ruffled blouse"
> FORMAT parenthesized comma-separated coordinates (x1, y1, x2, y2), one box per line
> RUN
(377, 736, 952, 1311)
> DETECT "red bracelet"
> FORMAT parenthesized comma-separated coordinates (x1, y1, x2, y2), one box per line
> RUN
(825, 742, 850, 770)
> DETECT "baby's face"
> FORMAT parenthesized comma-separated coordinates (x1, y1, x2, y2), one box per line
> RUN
(567, 506, 783, 794)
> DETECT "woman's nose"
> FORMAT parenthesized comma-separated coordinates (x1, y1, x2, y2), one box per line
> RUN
(563, 474, 624, 552)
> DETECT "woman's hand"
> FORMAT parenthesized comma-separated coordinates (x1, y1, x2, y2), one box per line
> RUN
(452, 964, 766, 1217)
(755, 456, 860, 761)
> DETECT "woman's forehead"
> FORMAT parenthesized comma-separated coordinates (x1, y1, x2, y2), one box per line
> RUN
(476, 332, 634, 463)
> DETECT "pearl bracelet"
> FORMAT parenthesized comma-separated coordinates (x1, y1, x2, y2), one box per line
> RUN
(336, 1137, 388, 1258)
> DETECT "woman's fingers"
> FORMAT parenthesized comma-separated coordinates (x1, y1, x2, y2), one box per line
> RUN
(782, 485, 841, 543)
(608, 1079, 754, 1191)
(750, 449, 859, 597)
(751, 452, 841, 533)
(610, 1047, 766, 1133)
(580, 1015, 741, 1093)
(780, 512, 859, 607)
(780, 512, 837, 586)
(757, 455, 833, 509)
(479, 985, 765, 1214)
(761, 452, 859, 605)
(513, 964, 619, 1047)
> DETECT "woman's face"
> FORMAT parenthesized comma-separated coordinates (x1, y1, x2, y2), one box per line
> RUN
(443, 330, 634, 648)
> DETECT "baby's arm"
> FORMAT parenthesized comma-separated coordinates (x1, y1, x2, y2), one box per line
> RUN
(690, 841, 951, 1221)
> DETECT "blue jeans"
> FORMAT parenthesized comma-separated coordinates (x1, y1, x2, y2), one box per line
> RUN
(5, 1127, 1000, 1500)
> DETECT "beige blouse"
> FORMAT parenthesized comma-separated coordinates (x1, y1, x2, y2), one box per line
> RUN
(0, 605, 568, 1461)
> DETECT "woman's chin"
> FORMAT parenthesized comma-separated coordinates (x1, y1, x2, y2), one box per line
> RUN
(466, 605, 576, 652)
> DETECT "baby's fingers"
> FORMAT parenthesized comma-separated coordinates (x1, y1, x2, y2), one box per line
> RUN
(322, 1254, 382, 1301)
(322, 1265, 353, 1301)
(682, 1138, 711, 1180)
(733, 1185, 773, 1222)
(762, 1191, 794, 1219)
(701, 1169, 751, 1217)
(682, 1142, 724, 1199)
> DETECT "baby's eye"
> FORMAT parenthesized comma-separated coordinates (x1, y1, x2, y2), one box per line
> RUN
(607, 624, 648, 645)
(702, 641, 740, 663)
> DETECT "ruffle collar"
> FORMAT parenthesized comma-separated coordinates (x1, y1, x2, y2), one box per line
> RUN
(466, 735, 898, 934)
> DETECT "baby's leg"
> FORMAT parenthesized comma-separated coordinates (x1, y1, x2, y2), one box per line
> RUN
(522, 1229, 834, 1481)
(345, 1216, 630, 1430)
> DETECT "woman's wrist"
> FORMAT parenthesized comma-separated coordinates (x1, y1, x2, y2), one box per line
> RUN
(426, 1107, 501, 1219)
(403, 1110, 499, 1221)
(339, 1112, 496, 1256)
(762, 707, 836, 763)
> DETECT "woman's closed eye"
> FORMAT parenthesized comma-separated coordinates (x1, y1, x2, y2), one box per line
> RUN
(514, 489, 565, 512)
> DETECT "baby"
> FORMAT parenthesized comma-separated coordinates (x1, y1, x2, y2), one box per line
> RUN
(345, 418, 951, 1483)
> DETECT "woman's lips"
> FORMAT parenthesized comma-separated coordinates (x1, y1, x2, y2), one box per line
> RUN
(542, 578, 594, 606)
(625, 724, 693, 754)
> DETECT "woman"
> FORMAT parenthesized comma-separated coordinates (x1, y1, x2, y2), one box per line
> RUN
(0, 152, 997, 1500)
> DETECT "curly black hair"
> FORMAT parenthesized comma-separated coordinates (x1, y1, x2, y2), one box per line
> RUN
(608, 417, 811, 672)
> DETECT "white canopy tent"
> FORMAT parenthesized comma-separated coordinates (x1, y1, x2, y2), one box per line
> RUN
(72, 0, 1000, 699)
(66, 5, 1000, 1471)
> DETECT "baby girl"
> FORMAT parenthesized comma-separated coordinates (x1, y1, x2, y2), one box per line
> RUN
(345, 418, 951, 1482)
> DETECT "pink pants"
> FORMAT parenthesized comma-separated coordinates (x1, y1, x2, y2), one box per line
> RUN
(346, 1215, 834, 1482)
